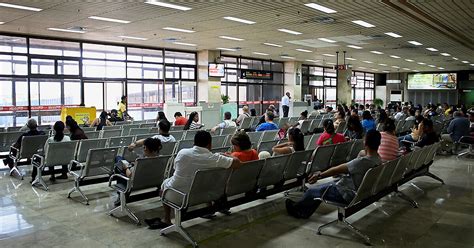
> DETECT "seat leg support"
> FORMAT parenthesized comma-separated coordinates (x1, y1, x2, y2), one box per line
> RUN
(342, 219, 371, 245)
(160, 209, 198, 247)
(396, 190, 419, 208)
(109, 192, 140, 225)
(317, 219, 337, 234)
(9, 163, 23, 180)
(424, 172, 445, 185)
(67, 180, 89, 205)
(31, 167, 48, 191)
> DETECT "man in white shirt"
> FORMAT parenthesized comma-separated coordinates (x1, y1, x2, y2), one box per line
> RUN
(147, 130, 242, 229)
(281, 92, 291, 117)
(211, 111, 237, 134)
(128, 120, 175, 151)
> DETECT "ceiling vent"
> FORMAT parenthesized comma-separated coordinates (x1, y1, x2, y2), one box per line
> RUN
(69, 26, 87, 32)
(231, 47, 242, 50)
(312, 17, 335, 24)
(367, 34, 385, 40)
(163, 37, 181, 42)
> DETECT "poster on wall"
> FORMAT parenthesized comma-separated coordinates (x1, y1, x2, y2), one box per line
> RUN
(408, 73, 457, 90)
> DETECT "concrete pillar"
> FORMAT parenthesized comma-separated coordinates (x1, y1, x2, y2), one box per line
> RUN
(284, 61, 303, 101)
(336, 67, 353, 105)
(197, 50, 221, 103)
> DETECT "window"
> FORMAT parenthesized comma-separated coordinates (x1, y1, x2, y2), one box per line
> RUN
(83, 60, 126, 78)
(57, 60, 79, 75)
(165, 51, 195, 65)
(127, 47, 163, 63)
(64, 80, 81, 105)
(0, 55, 27, 75)
(127, 62, 163, 79)
(181, 67, 195, 80)
(29, 39, 80, 57)
(83, 43, 125, 60)
(165, 66, 180, 79)
(0, 35, 27, 53)
(180, 81, 196, 103)
(31, 59, 55, 74)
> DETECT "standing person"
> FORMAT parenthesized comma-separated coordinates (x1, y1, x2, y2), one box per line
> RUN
(117, 96, 127, 120)
(281, 92, 291, 117)
(173, 112, 187, 126)
(286, 130, 382, 219)
(211, 112, 237, 134)
(91, 111, 112, 131)
(272, 128, 305, 155)
(236, 105, 251, 126)
(440, 111, 470, 153)
(255, 112, 279, 132)
(227, 131, 259, 162)
(316, 119, 346, 146)
(183, 111, 203, 130)
(378, 118, 399, 162)
(361, 111, 376, 133)
(66, 117, 88, 140)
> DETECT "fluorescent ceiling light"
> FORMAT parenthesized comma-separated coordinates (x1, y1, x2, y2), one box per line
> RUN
(403, 68, 411, 70)
(223, 16, 255, 24)
(417, 62, 426, 65)
(173, 42, 197, 47)
(88, 16, 130, 24)
(378, 63, 387, 66)
(385, 32, 402, 38)
(440, 53, 450, 56)
(370, 51, 384, 55)
(217, 47, 236, 51)
(428, 65, 436, 67)
(304, 3, 337, 13)
(408, 40, 423, 46)
(413, 70, 420, 72)
(351, 20, 375, 28)
(405, 59, 414, 62)
(327, 62, 336, 65)
(0, 3, 42, 11)
(346, 58, 356, 61)
(219, 36, 244, 41)
(144, 1, 191, 11)
(281, 56, 296, 59)
(470, 64, 474, 66)
(363, 60, 373, 64)
(296, 48, 312, 53)
(118, 35, 148, 40)
(163, 27, 195, 33)
(358, 67, 367, 69)
(391, 66, 400, 68)
(347, 45, 363, 49)
(462, 60, 469, 63)
(452, 57, 458, 60)
(263, 42, 283, 48)
(47, 28, 86, 34)
(438, 67, 445, 70)
(318, 38, 337, 43)
(0, 22, 4, 25)
(382, 70, 390, 73)
(253, 52, 269, 56)
(278, 28, 302, 35)
(426, 47, 438, 51)
(305, 59, 319, 63)
(371, 68, 378, 71)
(390, 55, 401, 59)
(322, 53, 335, 57)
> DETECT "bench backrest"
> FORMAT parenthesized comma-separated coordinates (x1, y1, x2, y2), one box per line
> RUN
(258, 140, 279, 153)
(157, 141, 175, 156)
(335, 121, 346, 134)
(389, 152, 412, 186)
(348, 165, 384, 207)
(220, 127, 237, 136)
(108, 136, 134, 148)
(288, 117, 299, 125)
(0, 131, 23, 152)
(169, 131, 184, 141)
(135, 133, 159, 141)
(239, 117, 253, 130)
(308, 144, 336, 172)
(406, 147, 424, 173)
(19, 135, 49, 158)
(212, 135, 227, 148)
(347, 139, 364, 161)
(414, 145, 432, 170)
(373, 157, 400, 194)
(7, 126, 22, 132)
(82, 147, 119, 178)
(76, 138, 108, 163)
(283, 150, 313, 180)
(278, 117, 289, 128)
(187, 168, 230, 207)
(250, 117, 260, 129)
(424, 142, 440, 165)
(257, 155, 290, 187)
(226, 159, 264, 197)
(176, 139, 194, 153)
(330, 141, 354, 167)
(184, 130, 200, 140)
(261, 130, 279, 142)
(121, 124, 140, 136)
(128, 128, 150, 136)
(211, 146, 231, 153)
(300, 120, 311, 134)
(170, 125, 185, 132)
(103, 125, 122, 130)
(44, 141, 79, 166)
(139, 123, 155, 128)
(130, 156, 170, 191)
(309, 119, 320, 132)
(247, 131, 263, 144)
(306, 134, 321, 150)
(84, 131, 100, 139)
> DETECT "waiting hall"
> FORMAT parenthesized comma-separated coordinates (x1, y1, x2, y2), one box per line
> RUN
(0, 1, 473, 248)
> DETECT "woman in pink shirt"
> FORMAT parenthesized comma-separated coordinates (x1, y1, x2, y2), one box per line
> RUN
(378, 118, 399, 162)
(316, 119, 346, 146)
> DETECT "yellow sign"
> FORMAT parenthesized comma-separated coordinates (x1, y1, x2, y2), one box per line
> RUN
(61, 107, 97, 125)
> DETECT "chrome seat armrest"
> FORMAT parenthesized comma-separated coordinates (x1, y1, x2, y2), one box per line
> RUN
(108, 174, 130, 193)
(162, 187, 187, 210)
(31, 154, 44, 168)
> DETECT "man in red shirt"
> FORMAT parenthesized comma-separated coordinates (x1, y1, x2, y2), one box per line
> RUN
(173, 112, 188, 126)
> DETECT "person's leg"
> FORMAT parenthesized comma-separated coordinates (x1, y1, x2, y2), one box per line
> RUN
(163, 205, 172, 224)
(287, 182, 332, 218)
(441, 134, 453, 152)
(283, 106, 289, 117)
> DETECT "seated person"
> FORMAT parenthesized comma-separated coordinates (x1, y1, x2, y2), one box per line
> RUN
(3, 118, 45, 170)
(114, 137, 162, 206)
(333, 110, 346, 131)
(108, 109, 123, 123)
(91, 111, 112, 131)
(184, 112, 204, 130)
(211, 111, 237, 134)
(378, 118, 399, 162)
(236, 105, 251, 126)
(255, 111, 279, 132)
(316, 119, 346, 146)
(344, 115, 364, 140)
(227, 131, 259, 162)
(66, 117, 88, 140)
(441, 111, 471, 153)
(173, 112, 188, 126)
(272, 128, 305, 155)
(297, 110, 308, 126)
(146, 131, 242, 229)
(398, 115, 424, 145)
(361, 110, 376, 133)
(286, 130, 382, 219)
(410, 119, 439, 148)
(128, 120, 175, 151)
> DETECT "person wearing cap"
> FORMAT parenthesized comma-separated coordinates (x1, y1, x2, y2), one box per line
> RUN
(3, 118, 46, 170)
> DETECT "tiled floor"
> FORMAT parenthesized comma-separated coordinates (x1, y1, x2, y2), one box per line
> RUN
(0, 155, 472, 247)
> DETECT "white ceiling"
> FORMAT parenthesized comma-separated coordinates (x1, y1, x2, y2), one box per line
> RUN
(0, 0, 473, 73)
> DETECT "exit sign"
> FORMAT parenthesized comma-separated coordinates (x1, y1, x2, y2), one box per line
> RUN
(333, 64, 351, 70)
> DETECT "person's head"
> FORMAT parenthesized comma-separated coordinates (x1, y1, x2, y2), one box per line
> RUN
(415, 109, 421, 116)
(364, 129, 381, 152)
(121, 95, 127, 103)
(242, 105, 249, 113)
(99, 111, 108, 120)
(174, 112, 182, 118)
(347, 115, 363, 132)
(250, 109, 257, 116)
(158, 120, 171, 134)
(194, 130, 212, 150)
(323, 119, 335, 134)
(286, 92, 291, 97)
(383, 118, 396, 134)
(231, 131, 252, 152)
(402, 106, 409, 114)
(336, 110, 345, 120)
(379, 109, 388, 122)
(157, 111, 167, 121)
(351, 109, 358, 116)
(288, 128, 305, 151)
(26, 118, 38, 131)
(110, 109, 118, 117)
(359, 105, 365, 110)
(326, 106, 333, 112)
(53, 121, 65, 142)
(453, 111, 463, 118)
(362, 110, 373, 120)
(143, 137, 162, 157)
(300, 110, 308, 119)
(422, 119, 434, 133)
(224, 111, 232, 120)
(409, 108, 416, 117)
(65, 117, 79, 131)
(265, 111, 275, 122)
(184, 111, 199, 130)
(258, 151, 271, 159)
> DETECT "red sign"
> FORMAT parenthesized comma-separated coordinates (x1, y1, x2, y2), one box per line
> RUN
(333, 64, 349, 70)
(128, 103, 163, 108)
(0, 105, 79, 112)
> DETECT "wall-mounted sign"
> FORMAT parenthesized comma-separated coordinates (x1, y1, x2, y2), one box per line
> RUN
(240, 69, 273, 80)
(387, 79, 401, 84)
(333, 64, 352, 70)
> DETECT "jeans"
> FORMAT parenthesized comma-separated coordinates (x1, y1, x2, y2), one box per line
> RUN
(398, 134, 415, 146)
(282, 105, 289, 117)
(293, 182, 347, 218)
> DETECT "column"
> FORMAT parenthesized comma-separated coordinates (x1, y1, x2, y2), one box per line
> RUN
(336, 66, 353, 106)
(197, 50, 221, 103)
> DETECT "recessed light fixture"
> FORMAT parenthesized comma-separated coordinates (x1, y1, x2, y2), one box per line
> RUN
(351, 20, 375, 28)
(358, 67, 367, 69)
(0, 22, 4, 25)
(440, 53, 451, 56)
(390, 55, 401, 59)
(346, 58, 357, 61)
(405, 59, 414, 62)
(296, 48, 312, 53)
(0, 3, 42, 11)
(462, 60, 469, 63)
(408, 40, 423, 46)
(452, 57, 458, 60)
(392, 66, 400, 68)
(370, 51, 384, 55)
(322, 53, 335, 57)
(253, 52, 269, 56)
(144, 1, 192, 11)
(277, 28, 302, 35)
(378, 63, 387, 66)
(304, 3, 337, 13)
(305, 59, 319, 63)
(281, 56, 296, 59)
(217, 47, 236, 51)
(363, 60, 373, 64)
(223, 16, 256, 24)
(413, 70, 420, 72)
(428, 65, 436, 68)
(403, 68, 411, 70)
(470, 64, 474, 66)
(47, 28, 86, 34)
(219, 36, 244, 41)
(263, 42, 283, 48)
(318, 38, 337, 43)
(347, 45, 363, 49)
(118, 35, 148, 40)
(417, 62, 426, 65)
(384, 32, 402, 38)
(88, 16, 130, 24)
(426, 47, 438, 52)
(438, 67, 445, 70)
(163, 27, 195, 33)
(173, 42, 197, 47)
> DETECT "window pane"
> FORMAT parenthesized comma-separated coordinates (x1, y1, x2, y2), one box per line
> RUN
(0, 55, 27, 75)
(83, 43, 125, 60)
(127, 83, 142, 104)
(355, 89, 365, 104)
(58, 60, 79, 75)
(0, 35, 27, 53)
(165, 66, 179, 79)
(127, 47, 163, 63)
(164, 51, 195, 65)
(29, 38, 80, 57)
(83, 60, 126, 78)
(181, 81, 196, 103)
(31, 59, 55, 74)
(324, 68, 337, 77)
(165, 82, 175, 102)
(144, 83, 162, 103)
(325, 87, 337, 107)
(64, 81, 81, 105)
(181, 67, 195, 79)
(84, 83, 103, 110)
(106, 82, 123, 111)
(272, 62, 283, 72)
(0, 80, 13, 106)
(127, 62, 163, 79)
(227, 85, 237, 103)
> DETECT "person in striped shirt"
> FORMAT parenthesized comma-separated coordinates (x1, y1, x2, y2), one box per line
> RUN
(378, 118, 399, 162)
(183, 111, 204, 130)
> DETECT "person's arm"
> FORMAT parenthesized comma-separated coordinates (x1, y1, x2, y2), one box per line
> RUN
(272, 142, 291, 149)
(316, 135, 323, 146)
(447, 121, 454, 134)
(106, 120, 112, 126)
(272, 146, 292, 155)
(128, 138, 145, 150)
(308, 163, 349, 184)
(229, 157, 243, 169)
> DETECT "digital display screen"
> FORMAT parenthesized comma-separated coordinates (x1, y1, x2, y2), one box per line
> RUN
(408, 73, 457, 89)
(240, 69, 273, 80)
(209, 63, 225, 77)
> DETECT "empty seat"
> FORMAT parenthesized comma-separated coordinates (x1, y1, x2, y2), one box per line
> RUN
(247, 132, 263, 145)
(288, 117, 299, 125)
(239, 117, 253, 130)
(135, 133, 159, 141)
(212, 135, 227, 148)
(128, 128, 150, 136)
(389, 152, 412, 186)
(226, 159, 265, 197)
(258, 140, 279, 153)
(0, 131, 23, 153)
(306, 134, 321, 150)
(170, 126, 185, 132)
(169, 131, 184, 141)
(108, 136, 134, 148)
(307, 144, 336, 173)
(176, 139, 194, 152)
(75, 138, 108, 163)
(261, 130, 279, 142)
(278, 117, 289, 128)
(184, 130, 200, 140)
(84, 131, 100, 139)
(139, 123, 155, 128)
(330, 141, 354, 167)
(220, 127, 237, 136)
(373, 158, 399, 194)
(335, 121, 346, 134)
(347, 139, 364, 161)
(160, 142, 177, 156)
(6, 126, 22, 132)
(103, 125, 122, 130)
(121, 124, 140, 136)
(211, 146, 231, 154)
(257, 155, 290, 188)
(299, 120, 311, 134)
(82, 127, 97, 132)
(283, 150, 313, 181)
(101, 129, 122, 139)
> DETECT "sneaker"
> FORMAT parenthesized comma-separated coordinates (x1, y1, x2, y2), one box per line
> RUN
(201, 213, 217, 219)
(285, 199, 300, 218)
(219, 209, 232, 216)
(148, 219, 172, 230)
(56, 174, 68, 180)
(144, 217, 161, 226)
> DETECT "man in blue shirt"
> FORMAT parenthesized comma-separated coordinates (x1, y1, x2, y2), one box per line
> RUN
(441, 111, 471, 153)
(256, 111, 279, 132)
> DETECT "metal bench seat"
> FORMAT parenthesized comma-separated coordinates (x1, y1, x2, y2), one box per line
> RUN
(9, 135, 49, 179)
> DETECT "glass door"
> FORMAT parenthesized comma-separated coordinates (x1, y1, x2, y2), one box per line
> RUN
(84, 81, 124, 117)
